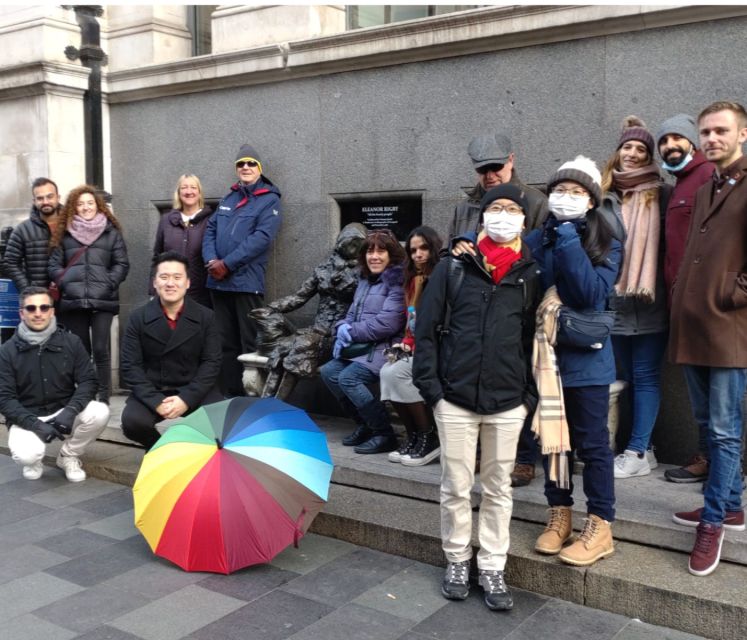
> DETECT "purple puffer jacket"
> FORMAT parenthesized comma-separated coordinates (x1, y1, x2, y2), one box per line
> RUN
(335, 264, 405, 374)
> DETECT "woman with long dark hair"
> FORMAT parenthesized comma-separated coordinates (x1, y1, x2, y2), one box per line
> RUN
(319, 229, 406, 455)
(525, 157, 621, 567)
(48, 185, 130, 403)
(380, 225, 443, 466)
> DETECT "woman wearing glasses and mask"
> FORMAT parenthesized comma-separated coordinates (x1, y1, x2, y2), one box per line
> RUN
(320, 229, 406, 455)
(202, 144, 282, 397)
(414, 184, 540, 612)
(524, 157, 621, 567)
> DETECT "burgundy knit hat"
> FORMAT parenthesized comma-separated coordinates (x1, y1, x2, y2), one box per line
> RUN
(617, 116, 655, 157)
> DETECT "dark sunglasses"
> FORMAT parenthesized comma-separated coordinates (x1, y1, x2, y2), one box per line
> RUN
(23, 304, 52, 313)
(476, 163, 505, 175)
(235, 160, 259, 168)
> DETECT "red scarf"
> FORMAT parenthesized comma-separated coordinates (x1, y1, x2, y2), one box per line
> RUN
(477, 235, 521, 284)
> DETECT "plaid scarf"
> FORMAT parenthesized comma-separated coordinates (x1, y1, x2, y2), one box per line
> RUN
(531, 286, 571, 488)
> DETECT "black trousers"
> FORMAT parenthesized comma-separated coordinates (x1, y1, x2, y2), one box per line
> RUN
(61, 309, 114, 402)
(210, 290, 263, 397)
(121, 387, 223, 450)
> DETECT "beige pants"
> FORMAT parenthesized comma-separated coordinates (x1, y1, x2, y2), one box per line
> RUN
(8, 400, 110, 466)
(435, 399, 527, 571)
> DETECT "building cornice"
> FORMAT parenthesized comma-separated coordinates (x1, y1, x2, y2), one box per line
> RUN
(105, 4, 747, 104)
(0, 61, 89, 102)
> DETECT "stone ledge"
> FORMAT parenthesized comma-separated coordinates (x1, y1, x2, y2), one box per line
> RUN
(0, 61, 89, 101)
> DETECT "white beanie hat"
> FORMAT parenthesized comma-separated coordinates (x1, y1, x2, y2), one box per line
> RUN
(547, 155, 603, 206)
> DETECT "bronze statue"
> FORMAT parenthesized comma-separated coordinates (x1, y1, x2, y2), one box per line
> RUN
(249, 223, 367, 398)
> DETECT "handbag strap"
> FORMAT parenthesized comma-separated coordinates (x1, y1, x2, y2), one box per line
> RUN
(55, 245, 88, 285)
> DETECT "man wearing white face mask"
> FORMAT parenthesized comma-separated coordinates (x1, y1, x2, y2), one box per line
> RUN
(414, 184, 540, 611)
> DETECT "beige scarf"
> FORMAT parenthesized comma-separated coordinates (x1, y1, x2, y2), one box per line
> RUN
(611, 164, 662, 302)
(531, 286, 571, 488)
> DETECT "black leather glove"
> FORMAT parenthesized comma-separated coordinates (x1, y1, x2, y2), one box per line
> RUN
(52, 407, 77, 435)
(30, 419, 64, 443)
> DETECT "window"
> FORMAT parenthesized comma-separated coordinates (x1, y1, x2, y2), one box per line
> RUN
(346, 5, 480, 30)
(187, 5, 217, 56)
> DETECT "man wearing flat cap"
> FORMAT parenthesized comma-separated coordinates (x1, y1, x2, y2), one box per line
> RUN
(202, 144, 282, 396)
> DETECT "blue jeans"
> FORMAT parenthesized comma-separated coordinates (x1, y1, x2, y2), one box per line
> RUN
(544, 386, 615, 522)
(612, 332, 668, 454)
(319, 358, 378, 418)
(516, 413, 540, 465)
(683, 365, 746, 524)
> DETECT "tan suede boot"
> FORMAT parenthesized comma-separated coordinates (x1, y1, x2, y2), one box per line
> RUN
(535, 506, 573, 555)
(558, 514, 614, 566)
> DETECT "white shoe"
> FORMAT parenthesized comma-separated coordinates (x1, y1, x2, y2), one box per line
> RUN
(646, 448, 658, 470)
(22, 462, 44, 480)
(614, 449, 651, 478)
(56, 454, 86, 482)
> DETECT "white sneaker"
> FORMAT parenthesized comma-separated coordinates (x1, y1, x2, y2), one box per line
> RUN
(614, 449, 651, 478)
(646, 448, 658, 470)
(22, 462, 44, 480)
(56, 454, 86, 482)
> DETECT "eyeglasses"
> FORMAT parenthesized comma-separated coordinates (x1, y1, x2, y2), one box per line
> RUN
(235, 160, 259, 169)
(551, 186, 589, 198)
(22, 304, 52, 313)
(485, 204, 523, 215)
(476, 163, 505, 175)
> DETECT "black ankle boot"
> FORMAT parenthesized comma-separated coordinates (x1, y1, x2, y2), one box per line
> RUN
(401, 428, 440, 466)
(354, 434, 399, 454)
(342, 424, 372, 446)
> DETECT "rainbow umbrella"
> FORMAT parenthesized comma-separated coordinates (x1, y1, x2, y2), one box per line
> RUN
(133, 397, 332, 574)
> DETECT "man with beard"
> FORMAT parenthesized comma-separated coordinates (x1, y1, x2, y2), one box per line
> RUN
(4, 178, 62, 291)
(655, 115, 715, 484)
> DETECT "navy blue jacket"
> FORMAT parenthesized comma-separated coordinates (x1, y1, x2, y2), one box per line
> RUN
(524, 216, 621, 388)
(202, 177, 282, 294)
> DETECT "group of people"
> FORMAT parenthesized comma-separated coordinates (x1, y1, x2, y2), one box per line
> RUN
(0, 100, 745, 609)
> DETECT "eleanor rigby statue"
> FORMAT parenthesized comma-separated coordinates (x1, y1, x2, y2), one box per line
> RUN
(249, 223, 367, 398)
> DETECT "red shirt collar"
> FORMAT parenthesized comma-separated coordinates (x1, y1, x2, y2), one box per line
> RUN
(161, 301, 184, 330)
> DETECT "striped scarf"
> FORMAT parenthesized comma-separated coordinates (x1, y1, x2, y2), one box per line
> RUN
(531, 286, 571, 488)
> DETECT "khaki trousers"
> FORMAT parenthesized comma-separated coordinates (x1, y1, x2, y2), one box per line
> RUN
(8, 400, 110, 465)
(435, 399, 526, 571)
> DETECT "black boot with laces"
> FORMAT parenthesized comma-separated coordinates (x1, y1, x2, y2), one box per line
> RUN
(401, 429, 440, 466)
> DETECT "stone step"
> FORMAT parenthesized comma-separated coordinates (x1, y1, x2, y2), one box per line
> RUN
(313, 483, 747, 640)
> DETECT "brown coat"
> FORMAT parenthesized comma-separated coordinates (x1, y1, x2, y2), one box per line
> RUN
(669, 155, 747, 367)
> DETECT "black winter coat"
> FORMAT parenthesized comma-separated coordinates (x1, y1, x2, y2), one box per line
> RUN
(0, 328, 98, 430)
(151, 207, 213, 307)
(3, 207, 55, 290)
(414, 248, 540, 415)
(48, 223, 130, 313)
(120, 297, 222, 411)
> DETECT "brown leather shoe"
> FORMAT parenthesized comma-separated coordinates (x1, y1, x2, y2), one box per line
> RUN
(510, 463, 535, 487)
(535, 506, 572, 555)
(559, 514, 614, 566)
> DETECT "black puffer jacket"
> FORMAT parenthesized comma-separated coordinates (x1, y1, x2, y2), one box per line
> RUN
(414, 247, 540, 415)
(48, 222, 130, 313)
(3, 207, 55, 290)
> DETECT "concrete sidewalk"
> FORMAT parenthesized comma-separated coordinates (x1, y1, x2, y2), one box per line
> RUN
(0, 454, 703, 640)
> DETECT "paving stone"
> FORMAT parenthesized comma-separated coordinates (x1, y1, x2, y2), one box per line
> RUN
(287, 602, 413, 640)
(74, 626, 145, 640)
(506, 598, 630, 640)
(613, 620, 707, 640)
(281, 547, 413, 607)
(100, 560, 208, 600)
(271, 532, 357, 575)
(0, 506, 99, 550)
(0, 475, 67, 499)
(199, 563, 300, 602)
(0, 496, 52, 526)
(189, 589, 334, 640)
(26, 477, 123, 508)
(109, 584, 246, 640)
(35, 528, 119, 558)
(0, 544, 69, 584)
(411, 587, 548, 640)
(0, 572, 84, 620)
(353, 562, 447, 623)
(44, 535, 152, 587)
(79, 509, 138, 540)
(1, 613, 77, 640)
(75, 488, 134, 516)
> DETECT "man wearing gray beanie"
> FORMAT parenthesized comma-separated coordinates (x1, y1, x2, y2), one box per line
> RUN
(656, 114, 715, 484)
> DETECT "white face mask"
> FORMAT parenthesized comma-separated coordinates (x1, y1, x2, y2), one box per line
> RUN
(549, 193, 591, 221)
(483, 211, 525, 243)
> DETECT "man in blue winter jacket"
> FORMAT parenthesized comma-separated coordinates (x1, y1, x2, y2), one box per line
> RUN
(202, 144, 282, 396)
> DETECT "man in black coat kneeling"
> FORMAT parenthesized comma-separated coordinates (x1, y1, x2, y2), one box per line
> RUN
(120, 251, 222, 449)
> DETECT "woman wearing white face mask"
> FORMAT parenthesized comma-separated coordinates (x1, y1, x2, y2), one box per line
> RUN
(524, 156, 622, 567)
(414, 184, 540, 611)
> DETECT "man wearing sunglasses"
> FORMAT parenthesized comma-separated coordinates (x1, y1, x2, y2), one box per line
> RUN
(0, 287, 109, 482)
(203, 144, 282, 396)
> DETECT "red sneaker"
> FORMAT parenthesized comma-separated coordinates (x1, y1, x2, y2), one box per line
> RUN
(688, 522, 724, 577)
(673, 507, 745, 531)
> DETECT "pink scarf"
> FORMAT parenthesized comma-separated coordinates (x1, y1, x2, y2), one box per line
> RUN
(68, 212, 107, 246)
